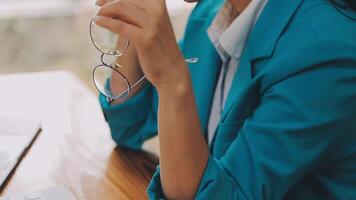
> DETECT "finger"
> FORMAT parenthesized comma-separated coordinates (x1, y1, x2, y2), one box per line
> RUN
(93, 16, 141, 42)
(98, 0, 146, 27)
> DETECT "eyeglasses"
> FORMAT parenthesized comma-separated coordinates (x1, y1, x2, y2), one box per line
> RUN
(89, 19, 199, 102)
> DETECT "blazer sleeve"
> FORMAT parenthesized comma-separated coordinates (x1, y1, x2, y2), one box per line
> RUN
(99, 83, 158, 150)
(147, 54, 356, 199)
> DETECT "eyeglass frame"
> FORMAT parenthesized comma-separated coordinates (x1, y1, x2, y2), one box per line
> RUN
(89, 19, 199, 103)
(90, 19, 144, 103)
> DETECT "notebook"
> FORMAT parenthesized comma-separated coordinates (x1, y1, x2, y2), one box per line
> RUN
(0, 117, 41, 188)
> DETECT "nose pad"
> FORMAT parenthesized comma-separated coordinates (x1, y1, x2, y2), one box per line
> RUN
(100, 53, 118, 66)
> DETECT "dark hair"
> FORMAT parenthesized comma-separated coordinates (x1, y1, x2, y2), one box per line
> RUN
(345, 0, 356, 11)
(330, 0, 356, 21)
(331, 0, 356, 11)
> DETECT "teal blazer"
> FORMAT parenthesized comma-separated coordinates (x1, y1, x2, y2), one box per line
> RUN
(100, 0, 356, 199)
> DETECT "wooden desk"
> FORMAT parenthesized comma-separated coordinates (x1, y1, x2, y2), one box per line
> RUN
(0, 71, 159, 200)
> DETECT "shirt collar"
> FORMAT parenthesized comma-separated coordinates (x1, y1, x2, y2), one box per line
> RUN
(208, 0, 268, 60)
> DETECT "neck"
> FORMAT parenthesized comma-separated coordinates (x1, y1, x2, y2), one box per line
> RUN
(230, 0, 251, 13)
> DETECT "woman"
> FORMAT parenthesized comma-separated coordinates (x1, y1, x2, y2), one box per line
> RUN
(94, 0, 356, 199)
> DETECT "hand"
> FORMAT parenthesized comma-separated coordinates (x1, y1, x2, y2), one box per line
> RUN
(94, 0, 189, 88)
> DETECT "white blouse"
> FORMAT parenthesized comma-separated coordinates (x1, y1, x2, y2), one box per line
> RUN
(207, 0, 268, 144)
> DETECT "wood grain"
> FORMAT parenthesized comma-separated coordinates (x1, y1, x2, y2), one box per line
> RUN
(0, 71, 159, 200)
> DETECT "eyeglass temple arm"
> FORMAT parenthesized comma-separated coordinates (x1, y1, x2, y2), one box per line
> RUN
(115, 57, 199, 98)
(130, 57, 199, 90)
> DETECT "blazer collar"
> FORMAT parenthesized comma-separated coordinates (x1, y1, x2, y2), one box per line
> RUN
(248, 0, 304, 60)
(221, 0, 304, 122)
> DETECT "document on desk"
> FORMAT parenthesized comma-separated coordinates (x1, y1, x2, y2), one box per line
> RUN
(0, 117, 41, 187)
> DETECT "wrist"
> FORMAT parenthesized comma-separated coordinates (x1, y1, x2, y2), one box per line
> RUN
(156, 65, 192, 101)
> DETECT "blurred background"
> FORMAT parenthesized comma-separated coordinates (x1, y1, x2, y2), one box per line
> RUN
(0, 0, 195, 91)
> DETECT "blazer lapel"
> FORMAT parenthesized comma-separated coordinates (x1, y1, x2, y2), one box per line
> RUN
(182, 18, 222, 133)
(221, 47, 252, 121)
(189, 42, 221, 134)
(220, 0, 304, 122)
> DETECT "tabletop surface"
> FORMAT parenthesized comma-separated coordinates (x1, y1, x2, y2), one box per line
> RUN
(0, 71, 159, 200)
